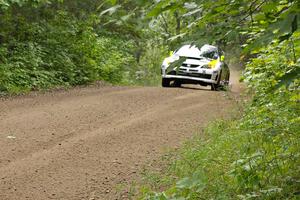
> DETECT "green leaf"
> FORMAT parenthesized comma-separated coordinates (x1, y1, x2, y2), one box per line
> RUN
(274, 66, 300, 89)
(176, 170, 207, 192)
(100, 5, 122, 16)
(147, 0, 182, 17)
(166, 57, 186, 74)
(292, 14, 298, 33)
(109, 0, 117, 5)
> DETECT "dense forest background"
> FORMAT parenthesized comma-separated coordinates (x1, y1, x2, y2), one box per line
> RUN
(0, 0, 299, 199)
(0, 0, 169, 94)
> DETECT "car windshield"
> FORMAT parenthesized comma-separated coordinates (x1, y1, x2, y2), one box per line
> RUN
(200, 51, 218, 59)
(199, 44, 219, 60)
(173, 44, 219, 60)
(174, 45, 202, 58)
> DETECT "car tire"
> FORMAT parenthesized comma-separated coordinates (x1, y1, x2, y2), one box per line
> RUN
(211, 70, 222, 91)
(174, 81, 181, 87)
(162, 78, 170, 87)
(225, 72, 230, 85)
(211, 84, 219, 91)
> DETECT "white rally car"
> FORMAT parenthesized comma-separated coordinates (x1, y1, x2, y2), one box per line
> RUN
(161, 44, 230, 90)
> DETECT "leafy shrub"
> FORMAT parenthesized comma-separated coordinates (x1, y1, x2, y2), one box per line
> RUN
(0, 8, 137, 94)
(127, 41, 167, 86)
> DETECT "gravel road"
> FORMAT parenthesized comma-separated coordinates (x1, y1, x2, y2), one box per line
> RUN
(0, 71, 242, 199)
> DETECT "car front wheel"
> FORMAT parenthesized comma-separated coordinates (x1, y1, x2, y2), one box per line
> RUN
(211, 70, 222, 91)
(211, 83, 219, 91)
(174, 80, 181, 87)
(162, 78, 170, 87)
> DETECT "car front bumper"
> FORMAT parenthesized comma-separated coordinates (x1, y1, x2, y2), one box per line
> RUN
(162, 73, 218, 84)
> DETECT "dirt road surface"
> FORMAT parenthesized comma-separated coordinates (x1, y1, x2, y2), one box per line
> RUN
(0, 71, 242, 200)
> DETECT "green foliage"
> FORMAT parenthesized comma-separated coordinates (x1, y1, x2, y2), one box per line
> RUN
(0, 23, 135, 93)
(127, 41, 168, 86)
(0, 1, 144, 94)
(0, 0, 171, 94)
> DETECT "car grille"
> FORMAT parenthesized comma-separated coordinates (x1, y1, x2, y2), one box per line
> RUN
(182, 63, 199, 68)
(167, 70, 177, 75)
(177, 72, 212, 79)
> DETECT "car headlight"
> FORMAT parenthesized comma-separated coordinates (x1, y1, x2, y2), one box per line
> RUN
(208, 60, 218, 69)
(201, 65, 210, 69)
(163, 55, 180, 66)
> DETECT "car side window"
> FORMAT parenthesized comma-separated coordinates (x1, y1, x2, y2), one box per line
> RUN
(212, 52, 219, 60)
(203, 51, 218, 60)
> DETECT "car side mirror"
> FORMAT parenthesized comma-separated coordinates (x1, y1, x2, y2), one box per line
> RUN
(220, 55, 225, 61)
